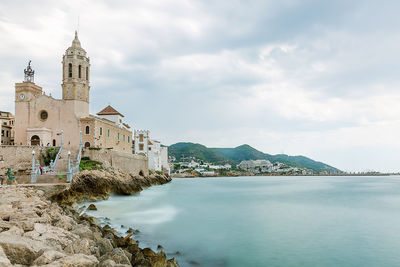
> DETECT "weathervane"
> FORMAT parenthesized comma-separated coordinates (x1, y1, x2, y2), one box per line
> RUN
(24, 60, 35, 82)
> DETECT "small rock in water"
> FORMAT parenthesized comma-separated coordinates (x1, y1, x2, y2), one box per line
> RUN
(87, 204, 97, 211)
(188, 260, 200, 265)
(121, 224, 125, 228)
(170, 251, 181, 256)
(157, 244, 164, 250)
(126, 227, 134, 234)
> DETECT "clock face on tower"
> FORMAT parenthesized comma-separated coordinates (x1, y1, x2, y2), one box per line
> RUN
(19, 94, 25, 100)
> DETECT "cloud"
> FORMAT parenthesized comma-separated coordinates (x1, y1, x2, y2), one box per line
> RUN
(1, 0, 400, 172)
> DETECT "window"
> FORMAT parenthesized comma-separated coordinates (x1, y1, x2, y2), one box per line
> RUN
(128, 136, 130, 143)
(6, 131, 8, 137)
(85, 125, 90, 135)
(1, 130, 4, 136)
(40, 110, 48, 121)
(118, 133, 120, 140)
(107, 129, 110, 137)
(79, 65, 82, 78)
(84, 142, 91, 148)
(123, 135, 125, 142)
(86, 67, 89, 81)
(100, 127, 103, 136)
(68, 63, 72, 78)
(139, 134, 144, 142)
(53, 139, 56, 146)
(139, 144, 144, 150)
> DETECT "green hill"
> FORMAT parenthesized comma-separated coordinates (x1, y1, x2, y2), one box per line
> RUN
(169, 142, 340, 173)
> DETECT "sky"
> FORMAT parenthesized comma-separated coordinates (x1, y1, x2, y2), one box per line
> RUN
(1, 0, 400, 172)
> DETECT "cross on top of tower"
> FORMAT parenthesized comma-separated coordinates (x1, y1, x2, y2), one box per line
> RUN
(24, 60, 35, 82)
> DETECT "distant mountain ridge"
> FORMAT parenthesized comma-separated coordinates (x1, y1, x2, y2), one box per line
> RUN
(168, 142, 340, 173)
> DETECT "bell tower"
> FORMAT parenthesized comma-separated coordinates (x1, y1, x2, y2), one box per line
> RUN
(62, 31, 90, 102)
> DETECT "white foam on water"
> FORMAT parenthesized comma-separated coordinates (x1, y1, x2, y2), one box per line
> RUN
(127, 205, 179, 225)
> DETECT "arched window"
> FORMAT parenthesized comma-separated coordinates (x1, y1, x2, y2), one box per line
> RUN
(68, 63, 72, 78)
(86, 67, 89, 81)
(31, 135, 40, 146)
(85, 125, 90, 135)
(78, 65, 82, 78)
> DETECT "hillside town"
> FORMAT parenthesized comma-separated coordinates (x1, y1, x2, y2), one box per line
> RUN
(170, 157, 315, 176)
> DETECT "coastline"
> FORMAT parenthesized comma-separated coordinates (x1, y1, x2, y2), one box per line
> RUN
(0, 170, 179, 266)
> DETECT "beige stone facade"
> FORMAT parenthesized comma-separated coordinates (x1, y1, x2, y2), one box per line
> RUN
(0, 111, 14, 145)
(14, 32, 132, 152)
(81, 114, 132, 152)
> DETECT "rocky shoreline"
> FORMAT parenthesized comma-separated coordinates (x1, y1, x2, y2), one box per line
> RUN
(0, 170, 179, 266)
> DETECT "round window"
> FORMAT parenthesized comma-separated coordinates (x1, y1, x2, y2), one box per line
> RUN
(40, 110, 48, 121)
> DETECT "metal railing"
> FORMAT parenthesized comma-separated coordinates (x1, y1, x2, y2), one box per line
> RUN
(67, 131, 82, 182)
(50, 130, 63, 172)
(30, 151, 40, 183)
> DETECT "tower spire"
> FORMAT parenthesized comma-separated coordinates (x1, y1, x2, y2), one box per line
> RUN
(72, 30, 81, 48)
(62, 31, 90, 102)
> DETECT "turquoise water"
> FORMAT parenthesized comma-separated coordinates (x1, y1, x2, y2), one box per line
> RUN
(86, 176, 400, 267)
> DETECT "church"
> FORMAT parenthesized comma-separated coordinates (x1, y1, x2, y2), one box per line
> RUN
(14, 32, 132, 153)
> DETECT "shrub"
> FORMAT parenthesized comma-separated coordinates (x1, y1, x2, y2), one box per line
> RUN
(80, 158, 103, 171)
(42, 147, 59, 166)
(149, 170, 153, 175)
(156, 170, 163, 175)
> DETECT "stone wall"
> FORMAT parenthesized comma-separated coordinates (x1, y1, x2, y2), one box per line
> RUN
(0, 146, 148, 178)
(0, 145, 43, 175)
(82, 148, 148, 176)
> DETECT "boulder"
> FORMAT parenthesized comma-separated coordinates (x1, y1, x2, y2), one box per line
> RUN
(46, 254, 99, 267)
(96, 238, 114, 256)
(167, 257, 179, 267)
(71, 224, 94, 240)
(142, 248, 168, 267)
(99, 259, 131, 267)
(0, 246, 11, 266)
(32, 250, 66, 265)
(54, 215, 76, 231)
(87, 204, 97, 211)
(0, 234, 50, 265)
(99, 248, 131, 265)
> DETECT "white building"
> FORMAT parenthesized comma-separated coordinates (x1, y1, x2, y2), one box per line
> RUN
(133, 130, 170, 174)
(134, 130, 150, 155)
(237, 159, 273, 173)
(148, 139, 162, 171)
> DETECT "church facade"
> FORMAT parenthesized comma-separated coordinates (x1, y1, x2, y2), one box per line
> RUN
(14, 32, 132, 153)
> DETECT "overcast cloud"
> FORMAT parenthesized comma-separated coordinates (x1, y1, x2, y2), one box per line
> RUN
(1, 0, 400, 172)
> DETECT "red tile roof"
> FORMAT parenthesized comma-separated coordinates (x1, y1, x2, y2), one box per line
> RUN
(97, 105, 124, 117)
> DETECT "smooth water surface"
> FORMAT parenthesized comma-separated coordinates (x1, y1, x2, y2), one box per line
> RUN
(86, 176, 400, 267)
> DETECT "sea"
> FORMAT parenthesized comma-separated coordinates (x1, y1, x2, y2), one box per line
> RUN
(85, 176, 400, 267)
